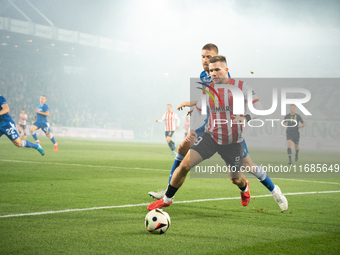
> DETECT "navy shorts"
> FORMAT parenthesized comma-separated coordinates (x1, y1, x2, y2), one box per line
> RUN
(33, 121, 51, 134)
(0, 117, 20, 140)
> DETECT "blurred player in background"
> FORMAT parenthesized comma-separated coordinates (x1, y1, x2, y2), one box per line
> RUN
(18, 109, 27, 140)
(0, 95, 44, 155)
(156, 104, 180, 155)
(183, 116, 190, 138)
(284, 104, 305, 164)
(30, 95, 58, 152)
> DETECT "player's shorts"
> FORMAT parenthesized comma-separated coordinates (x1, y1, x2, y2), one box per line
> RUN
(165, 131, 174, 138)
(286, 132, 300, 144)
(19, 124, 26, 130)
(190, 132, 243, 172)
(243, 139, 249, 158)
(0, 117, 20, 140)
(33, 121, 51, 134)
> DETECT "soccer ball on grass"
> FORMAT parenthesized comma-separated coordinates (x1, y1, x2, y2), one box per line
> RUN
(145, 209, 171, 234)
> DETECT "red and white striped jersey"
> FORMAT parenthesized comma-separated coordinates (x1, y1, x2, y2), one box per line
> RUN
(19, 113, 27, 125)
(159, 112, 180, 131)
(195, 78, 260, 145)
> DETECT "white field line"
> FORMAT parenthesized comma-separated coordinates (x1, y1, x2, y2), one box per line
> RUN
(0, 159, 168, 172)
(1, 159, 340, 185)
(0, 190, 339, 219)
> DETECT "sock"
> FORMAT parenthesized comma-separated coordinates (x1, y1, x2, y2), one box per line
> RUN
(239, 182, 247, 193)
(22, 140, 38, 149)
(167, 141, 173, 150)
(296, 149, 299, 156)
(165, 184, 178, 201)
(169, 140, 175, 150)
(251, 165, 275, 192)
(168, 153, 184, 184)
(32, 132, 38, 141)
(287, 148, 292, 161)
(49, 134, 56, 145)
(172, 141, 176, 150)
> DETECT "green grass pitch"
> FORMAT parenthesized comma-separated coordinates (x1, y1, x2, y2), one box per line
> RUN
(0, 137, 339, 254)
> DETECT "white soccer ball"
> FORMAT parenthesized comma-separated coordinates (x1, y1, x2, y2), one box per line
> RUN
(145, 209, 171, 234)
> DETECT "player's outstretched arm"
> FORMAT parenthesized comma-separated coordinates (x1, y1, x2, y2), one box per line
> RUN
(177, 101, 198, 111)
(35, 109, 50, 116)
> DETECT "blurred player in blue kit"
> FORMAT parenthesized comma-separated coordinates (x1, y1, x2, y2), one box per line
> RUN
(30, 95, 58, 152)
(0, 95, 44, 155)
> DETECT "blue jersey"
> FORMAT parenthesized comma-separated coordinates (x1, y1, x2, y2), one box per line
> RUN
(36, 103, 49, 123)
(0, 95, 11, 123)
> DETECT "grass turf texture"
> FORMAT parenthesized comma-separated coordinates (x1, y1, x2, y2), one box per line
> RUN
(0, 137, 339, 254)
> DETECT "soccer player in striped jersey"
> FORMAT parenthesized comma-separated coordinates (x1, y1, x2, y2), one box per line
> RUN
(156, 104, 180, 155)
(18, 109, 28, 140)
(30, 95, 58, 152)
(148, 55, 288, 211)
(0, 95, 44, 156)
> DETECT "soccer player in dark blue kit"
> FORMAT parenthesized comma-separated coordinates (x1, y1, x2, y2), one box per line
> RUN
(30, 95, 58, 152)
(0, 95, 44, 155)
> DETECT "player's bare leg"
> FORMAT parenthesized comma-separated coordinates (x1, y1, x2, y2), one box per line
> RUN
(11, 137, 45, 156)
(30, 125, 40, 143)
(243, 154, 288, 211)
(287, 140, 293, 164)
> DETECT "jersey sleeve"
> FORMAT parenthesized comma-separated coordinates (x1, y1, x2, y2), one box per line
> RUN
(243, 82, 263, 119)
(158, 113, 165, 122)
(298, 114, 304, 124)
(0, 96, 7, 106)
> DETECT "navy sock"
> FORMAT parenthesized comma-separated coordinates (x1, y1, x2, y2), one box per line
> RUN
(260, 176, 275, 192)
(287, 148, 292, 161)
(252, 165, 275, 192)
(49, 135, 56, 145)
(22, 140, 38, 149)
(168, 141, 174, 150)
(168, 153, 184, 184)
(32, 132, 38, 141)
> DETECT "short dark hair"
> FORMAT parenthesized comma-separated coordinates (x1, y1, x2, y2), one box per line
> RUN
(290, 104, 296, 107)
(209, 55, 227, 65)
(202, 43, 218, 54)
